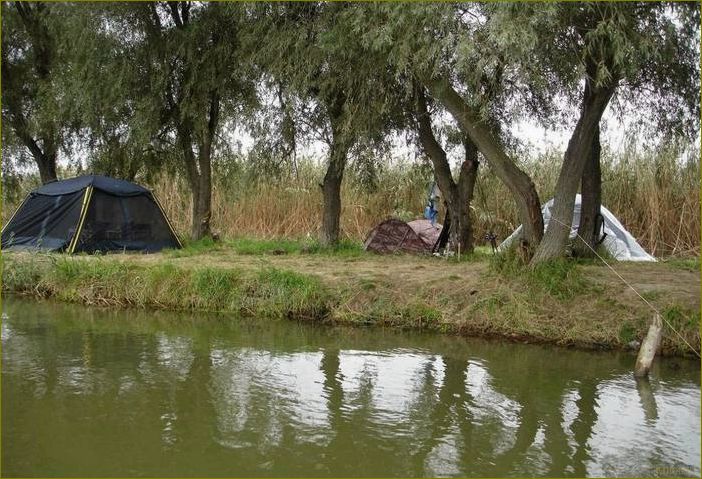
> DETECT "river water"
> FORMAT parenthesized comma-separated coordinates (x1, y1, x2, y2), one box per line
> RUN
(2, 297, 699, 477)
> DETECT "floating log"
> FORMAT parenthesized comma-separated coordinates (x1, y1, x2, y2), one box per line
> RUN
(634, 313, 663, 378)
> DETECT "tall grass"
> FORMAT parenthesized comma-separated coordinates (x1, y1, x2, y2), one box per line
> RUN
(3, 143, 698, 257)
(141, 156, 432, 244)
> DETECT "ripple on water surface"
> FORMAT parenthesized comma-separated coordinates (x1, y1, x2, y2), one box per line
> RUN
(1, 298, 700, 477)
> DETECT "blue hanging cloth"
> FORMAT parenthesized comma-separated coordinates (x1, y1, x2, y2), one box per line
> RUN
(424, 181, 440, 225)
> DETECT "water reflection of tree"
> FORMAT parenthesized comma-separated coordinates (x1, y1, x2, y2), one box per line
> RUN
(319, 348, 404, 476)
(4, 300, 697, 477)
(172, 333, 214, 462)
(485, 348, 617, 477)
(410, 355, 473, 476)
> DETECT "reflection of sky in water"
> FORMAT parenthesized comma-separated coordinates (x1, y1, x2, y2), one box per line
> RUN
(339, 350, 436, 419)
(2, 303, 700, 478)
(465, 362, 521, 456)
(466, 361, 522, 428)
(424, 424, 462, 478)
(209, 349, 329, 449)
(586, 374, 701, 477)
(156, 334, 194, 381)
(2, 322, 48, 398)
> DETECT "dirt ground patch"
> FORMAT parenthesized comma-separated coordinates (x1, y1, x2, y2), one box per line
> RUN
(584, 263, 700, 313)
(118, 250, 487, 289)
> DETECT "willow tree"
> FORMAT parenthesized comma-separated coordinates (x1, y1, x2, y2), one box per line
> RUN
(521, 2, 701, 263)
(355, 2, 699, 262)
(350, 3, 547, 248)
(73, 2, 256, 240)
(249, 2, 403, 246)
(53, 4, 158, 182)
(571, 3, 700, 258)
(1, 2, 66, 184)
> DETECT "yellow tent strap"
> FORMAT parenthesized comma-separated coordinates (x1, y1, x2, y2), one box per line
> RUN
(68, 186, 94, 254)
(151, 193, 183, 248)
(1, 193, 30, 237)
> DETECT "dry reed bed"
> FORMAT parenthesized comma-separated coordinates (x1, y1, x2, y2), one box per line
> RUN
(3, 146, 698, 257)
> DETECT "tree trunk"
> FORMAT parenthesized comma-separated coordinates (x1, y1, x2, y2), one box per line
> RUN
(573, 124, 602, 257)
(177, 121, 205, 241)
(319, 92, 348, 247)
(320, 138, 347, 246)
(36, 151, 58, 184)
(17, 130, 58, 184)
(415, 87, 479, 253)
(6, 109, 59, 184)
(190, 92, 219, 240)
(179, 92, 218, 241)
(531, 80, 614, 265)
(453, 139, 479, 253)
(191, 159, 212, 240)
(424, 76, 543, 248)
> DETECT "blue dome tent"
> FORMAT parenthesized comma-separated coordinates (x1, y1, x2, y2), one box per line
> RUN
(1, 175, 181, 253)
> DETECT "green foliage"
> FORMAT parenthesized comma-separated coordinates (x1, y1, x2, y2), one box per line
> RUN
(253, 267, 330, 319)
(489, 247, 524, 276)
(228, 238, 305, 256)
(164, 236, 365, 258)
(488, 2, 699, 137)
(191, 267, 241, 309)
(302, 238, 364, 257)
(0, 254, 50, 294)
(249, 3, 406, 157)
(4, 254, 330, 320)
(662, 305, 698, 331)
(342, 298, 442, 329)
(618, 322, 637, 344)
(1, 2, 73, 180)
(528, 260, 589, 300)
(166, 237, 223, 258)
(663, 257, 700, 272)
(491, 250, 590, 300)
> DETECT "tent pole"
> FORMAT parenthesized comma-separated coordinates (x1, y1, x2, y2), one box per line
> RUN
(68, 186, 94, 254)
(1, 194, 31, 237)
(151, 193, 183, 248)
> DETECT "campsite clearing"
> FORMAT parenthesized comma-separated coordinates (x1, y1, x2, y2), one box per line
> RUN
(3, 244, 699, 357)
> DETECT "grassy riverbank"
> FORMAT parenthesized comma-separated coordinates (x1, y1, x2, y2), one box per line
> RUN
(2, 241, 700, 357)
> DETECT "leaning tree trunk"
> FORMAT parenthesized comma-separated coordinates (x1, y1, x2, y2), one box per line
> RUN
(10, 119, 59, 184)
(531, 80, 614, 265)
(415, 86, 479, 253)
(424, 76, 543, 248)
(320, 138, 348, 246)
(573, 125, 602, 258)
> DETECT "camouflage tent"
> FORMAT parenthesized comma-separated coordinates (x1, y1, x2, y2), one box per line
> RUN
(363, 218, 442, 254)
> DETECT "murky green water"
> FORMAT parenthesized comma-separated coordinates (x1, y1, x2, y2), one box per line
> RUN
(2, 297, 699, 477)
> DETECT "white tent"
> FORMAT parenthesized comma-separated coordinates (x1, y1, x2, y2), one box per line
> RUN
(498, 194, 656, 262)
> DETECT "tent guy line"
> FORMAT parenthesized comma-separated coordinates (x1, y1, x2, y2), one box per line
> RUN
(549, 215, 700, 359)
